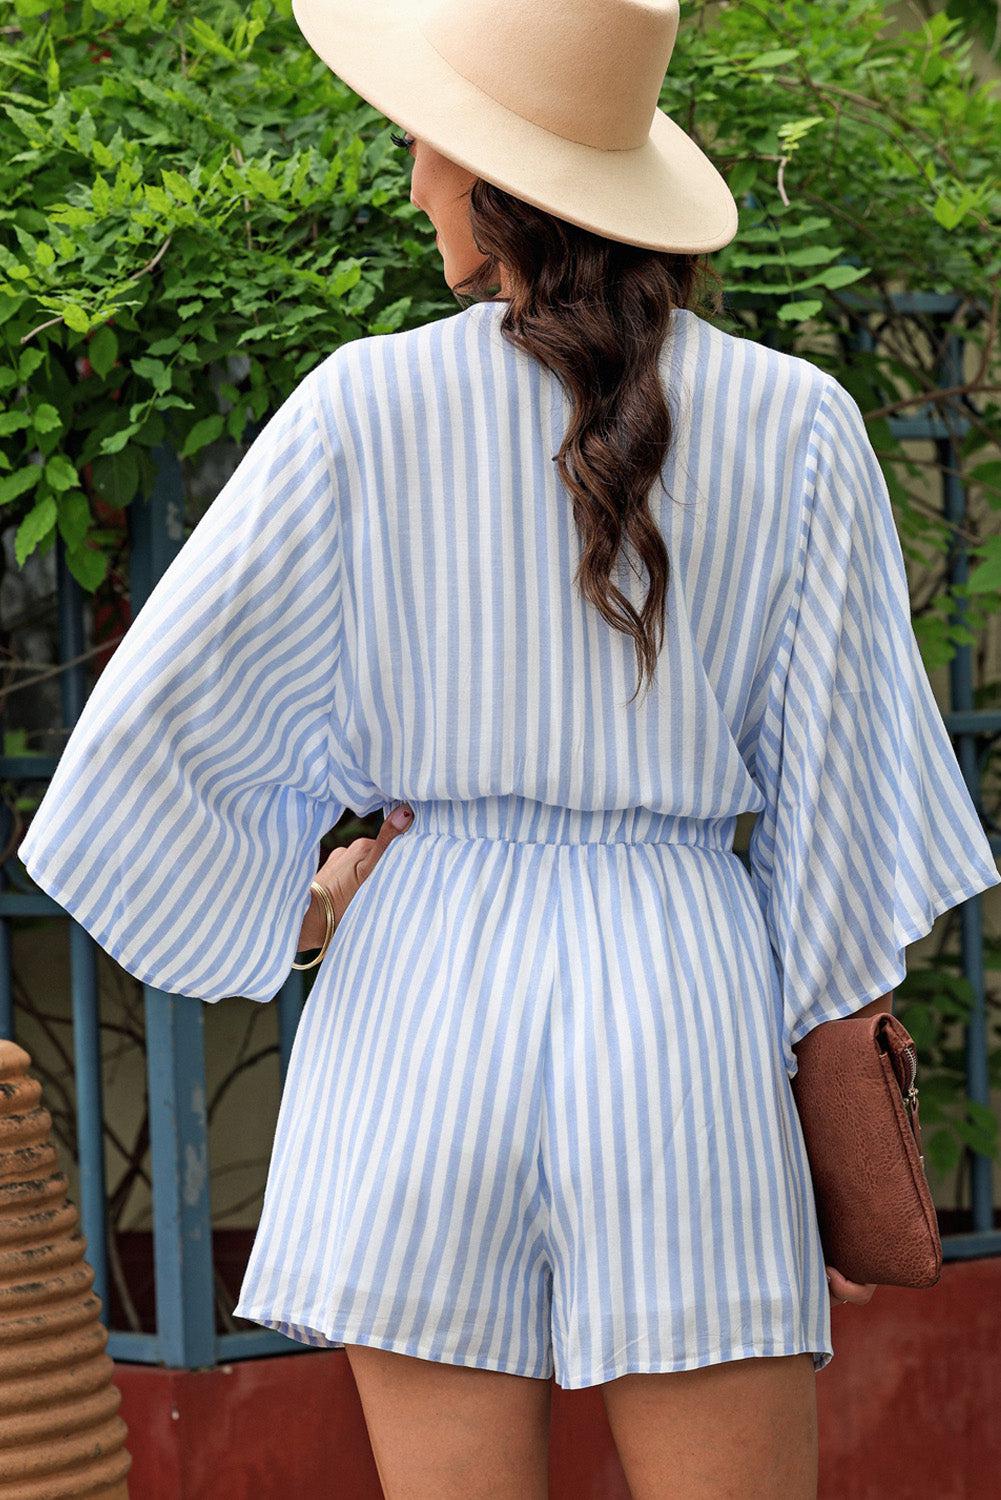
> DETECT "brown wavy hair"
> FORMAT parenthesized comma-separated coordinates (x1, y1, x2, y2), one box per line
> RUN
(452, 180, 723, 704)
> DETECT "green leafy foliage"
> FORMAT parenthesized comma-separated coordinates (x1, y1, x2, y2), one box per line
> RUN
(675, 0, 1000, 685)
(0, 0, 450, 585)
(895, 966, 1000, 1182)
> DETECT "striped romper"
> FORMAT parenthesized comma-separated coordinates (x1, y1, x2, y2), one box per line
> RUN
(19, 300, 1000, 1389)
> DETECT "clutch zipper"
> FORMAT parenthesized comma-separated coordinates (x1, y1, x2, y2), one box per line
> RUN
(899, 1039, 922, 1160)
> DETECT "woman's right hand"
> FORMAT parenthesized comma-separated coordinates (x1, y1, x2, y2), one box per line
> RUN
(826, 1265, 877, 1306)
(298, 803, 414, 950)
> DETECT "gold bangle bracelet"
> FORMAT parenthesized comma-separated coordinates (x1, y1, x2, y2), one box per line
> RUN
(291, 880, 337, 970)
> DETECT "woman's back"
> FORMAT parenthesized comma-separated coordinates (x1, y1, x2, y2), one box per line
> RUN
(323, 299, 812, 825)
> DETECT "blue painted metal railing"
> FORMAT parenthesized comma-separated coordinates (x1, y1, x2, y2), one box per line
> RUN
(1, 289, 998, 1370)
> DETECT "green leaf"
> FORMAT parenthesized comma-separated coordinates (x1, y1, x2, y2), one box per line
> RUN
(146, 335, 181, 357)
(88, 324, 119, 380)
(776, 116, 826, 148)
(967, 539, 1001, 594)
(77, 108, 96, 155)
(144, 184, 171, 215)
(226, 404, 248, 443)
(954, 1113, 997, 1155)
(932, 187, 979, 230)
(784, 245, 841, 267)
(92, 173, 111, 215)
(162, 168, 195, 203)
(20, 348, 45, 381)
(330, 260, 363, 298)
(727, 160, 758, 198)
(966, 1100, 999, 1132)
(0, 411, 31, 436)
(744, 48, 800, 69)
(3, 102, 44, 145)
(56, 489, 91, 550)
(925, 1128, 961, 1177)
(895, 1003, 936, 1050)
(100, 424, 142, 455)
(776, 298, 824, 323)
(132, 355, 172, 393)
(188, 16, 237, 61)
(65, 542, 108, 593)
(14, 492, 56, 566)
(179, 413, 225, 459)
(969, 460, 1001, 497)
(0, 466, 40, 506)
(32, 403, 61, 435)
(62, 304, 91, 334)
(44, 454, 78, 492)
(811, 263, 869, 290)
(368, 296, 413, 335)
(90, 448, 140, 508)
(91, 138, 115, 169)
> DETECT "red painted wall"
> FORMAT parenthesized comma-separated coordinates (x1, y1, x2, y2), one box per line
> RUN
(816, 1257, 1001, 1500)
(114, 1257, 1001, 1499)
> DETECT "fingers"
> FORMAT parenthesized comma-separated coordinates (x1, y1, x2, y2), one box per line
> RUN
(367, 804, 414, 864)
(826, 1266, 877, 1306)
(350, 805, 414, 883)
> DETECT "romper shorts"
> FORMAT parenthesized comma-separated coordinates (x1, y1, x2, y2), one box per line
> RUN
(233, 793, 833, 1388)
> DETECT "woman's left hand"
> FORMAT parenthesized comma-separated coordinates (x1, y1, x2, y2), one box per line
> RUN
(826, 1265, 877, 1306)
(298, 804, 414, 950)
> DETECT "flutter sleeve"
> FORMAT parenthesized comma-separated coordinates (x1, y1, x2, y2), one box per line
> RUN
(748, 373, 1000, 1076)
(18, 360, 383, 1003)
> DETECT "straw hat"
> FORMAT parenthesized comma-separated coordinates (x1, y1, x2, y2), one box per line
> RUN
(290, 0, 739, 254)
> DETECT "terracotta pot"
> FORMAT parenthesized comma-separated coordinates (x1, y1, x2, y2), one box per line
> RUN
(0, 1040, 131, 1499)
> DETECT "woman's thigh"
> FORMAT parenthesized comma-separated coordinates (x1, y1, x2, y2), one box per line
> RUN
(344, 1343, 552, 1500)
(601, 1352, 818, 1499)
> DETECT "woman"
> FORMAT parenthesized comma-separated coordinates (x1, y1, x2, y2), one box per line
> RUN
(19, 0, 1000, 1495)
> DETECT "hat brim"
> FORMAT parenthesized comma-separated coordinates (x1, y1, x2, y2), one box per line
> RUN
(291, 0, 738, 254)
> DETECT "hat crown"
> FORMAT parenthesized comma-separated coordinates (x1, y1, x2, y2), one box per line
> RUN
(419, 0, 680, 152)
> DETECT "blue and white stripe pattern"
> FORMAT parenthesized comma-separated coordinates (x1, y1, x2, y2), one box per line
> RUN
(19, 300, 1000, 1387)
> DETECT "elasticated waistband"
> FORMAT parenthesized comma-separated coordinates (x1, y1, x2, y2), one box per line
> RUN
(393, 795, 736, 848)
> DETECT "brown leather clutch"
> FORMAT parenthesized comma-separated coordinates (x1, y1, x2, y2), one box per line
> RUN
(790, 1010, 942, 1288)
